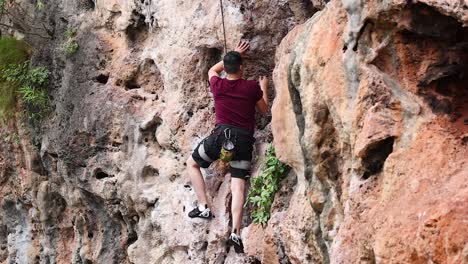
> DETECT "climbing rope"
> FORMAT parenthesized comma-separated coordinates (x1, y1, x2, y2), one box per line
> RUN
(219, 0, 228, 54)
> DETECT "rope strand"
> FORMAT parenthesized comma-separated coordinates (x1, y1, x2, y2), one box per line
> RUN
(220, 0, 228, 54)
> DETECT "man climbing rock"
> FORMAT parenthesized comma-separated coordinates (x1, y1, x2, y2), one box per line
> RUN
(186, 40, 269, 253)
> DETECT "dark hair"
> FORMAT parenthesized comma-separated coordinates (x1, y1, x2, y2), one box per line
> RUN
(223, 51, 242, 74)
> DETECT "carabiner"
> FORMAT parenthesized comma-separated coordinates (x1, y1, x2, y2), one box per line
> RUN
(224, 128, 231, 140)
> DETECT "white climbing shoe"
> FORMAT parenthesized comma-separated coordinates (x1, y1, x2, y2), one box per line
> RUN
(188, 206, 213, 219)
(229, 232, 244, 253)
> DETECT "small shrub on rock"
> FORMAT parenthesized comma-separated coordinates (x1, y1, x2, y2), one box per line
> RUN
(63, 27, 79, 56)
(0, 61, 50, 120)
(247, 144, 290, 225)
(0, 37, 29, 118)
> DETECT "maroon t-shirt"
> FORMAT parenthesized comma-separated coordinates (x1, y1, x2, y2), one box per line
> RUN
(210, 76, 263, 132)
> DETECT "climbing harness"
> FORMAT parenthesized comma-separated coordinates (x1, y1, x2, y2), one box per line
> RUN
(220, 128, 235, 162)
(198, 143, 214, 163)
(219, 0, 228, 54)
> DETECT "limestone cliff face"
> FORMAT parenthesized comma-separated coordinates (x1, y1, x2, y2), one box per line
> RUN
(271, 0, 467, 263)
(0, 0, 320, 263)
(0, 0, 467, 264)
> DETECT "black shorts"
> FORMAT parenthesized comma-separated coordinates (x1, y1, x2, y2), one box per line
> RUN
(192, 124, 255, 180)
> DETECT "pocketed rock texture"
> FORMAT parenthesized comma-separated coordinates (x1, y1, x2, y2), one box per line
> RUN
(1, 0, 467, 263)
(1, 0, 323, 263)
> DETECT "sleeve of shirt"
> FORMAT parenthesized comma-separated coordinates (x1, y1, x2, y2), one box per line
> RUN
(254, 82, 263, 102)
(209, 76, 220, 93)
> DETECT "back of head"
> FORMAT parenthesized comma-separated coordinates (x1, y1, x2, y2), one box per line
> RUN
(223, 51, 242, 74)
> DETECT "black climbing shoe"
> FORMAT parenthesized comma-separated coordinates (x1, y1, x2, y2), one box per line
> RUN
(188, 206, 213, 219)
(229, 233, 244, 253)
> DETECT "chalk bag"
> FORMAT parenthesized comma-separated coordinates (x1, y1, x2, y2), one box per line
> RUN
(220, 128, 235, 162)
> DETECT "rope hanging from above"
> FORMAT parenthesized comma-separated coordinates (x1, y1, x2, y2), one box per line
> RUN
(219, 0, 228, 54)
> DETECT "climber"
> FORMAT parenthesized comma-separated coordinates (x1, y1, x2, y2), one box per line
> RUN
(186, 40, 269, 254)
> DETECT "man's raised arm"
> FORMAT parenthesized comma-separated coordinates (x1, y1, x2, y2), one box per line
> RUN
(208, 61, 224, 80)
(256, 76, 269, 114)
(208, 41, 250, 80)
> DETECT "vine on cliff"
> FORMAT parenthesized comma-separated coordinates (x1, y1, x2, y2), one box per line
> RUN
(247, 145, 290, 225)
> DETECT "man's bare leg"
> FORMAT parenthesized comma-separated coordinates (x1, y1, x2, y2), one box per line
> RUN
(231, 177, 246, 234)
(187, 156, 208, 206)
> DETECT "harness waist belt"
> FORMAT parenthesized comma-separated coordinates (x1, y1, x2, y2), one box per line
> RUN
(215, 124, 254, 138)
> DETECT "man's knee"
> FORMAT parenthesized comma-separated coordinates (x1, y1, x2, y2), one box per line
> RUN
(231, 177, 246, 194)
(187, 156, 200, 169)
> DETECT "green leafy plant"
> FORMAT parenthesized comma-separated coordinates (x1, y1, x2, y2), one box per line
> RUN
(36, 0, 44, 10)
(63, 27, 79, 56)
(0, 0, 6, 14)
(0, 37, 29, 69)
(18, 65, 50, 119)
(63, 41, 79, 56)
(18, 85, 48, 108)
(64, 27, 77, 39)
(2, 132, 20, 144)
(0, 37, 29, 118)
(246, 145, 290, 225)
(0, 60, 50, 120)
(26, 65, 49, 86)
